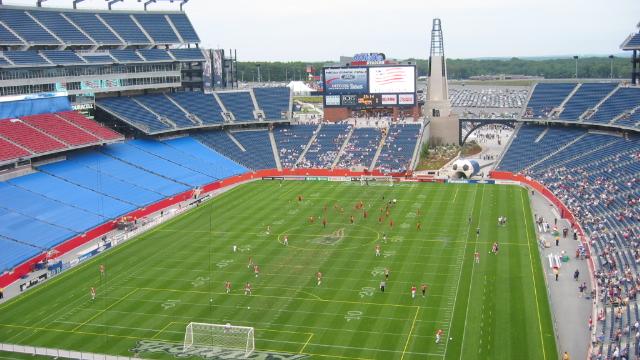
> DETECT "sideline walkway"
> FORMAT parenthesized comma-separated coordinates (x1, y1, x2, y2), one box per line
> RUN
(528, 187, 592, 360)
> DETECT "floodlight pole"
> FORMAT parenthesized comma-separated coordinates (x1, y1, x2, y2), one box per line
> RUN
(609, 55, 614, 79)
(72, 0, 85, 9)
(143, 0, 156, 11)
(573, 55, 579, 79)
(36, 0, 47, 7)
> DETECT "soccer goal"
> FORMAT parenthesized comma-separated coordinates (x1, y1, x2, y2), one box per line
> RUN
(183, 322, 255, 358)
(359, 175, 394, 186)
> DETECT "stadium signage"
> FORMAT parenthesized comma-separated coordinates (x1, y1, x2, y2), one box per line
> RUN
(323, 68, 368, 95)
(130, 340, 308, 360)
(353, 53, 386, 62)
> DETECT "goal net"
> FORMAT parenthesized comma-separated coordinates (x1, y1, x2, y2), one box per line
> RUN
(359, 175, 394, 186)
(183, 322, 255, 358)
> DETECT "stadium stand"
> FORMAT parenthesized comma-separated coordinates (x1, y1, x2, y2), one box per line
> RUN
(167, 92, 225, 125)
(0, 9, 60, 45)
(559, 83, 618, 120)
(299, 124, 352, 168)
(3, 51, 50, 66)
(0, 118, 66, 154)
(497, 126, 640, 357)
(231, 130, 277, 169)
(0, 236, 40, 274)
(63, 12, 122, 45)
(162, 136, 247, 177)
(167, 13, 200, 43)
(376, 124, 421, 172)
(137, 48, 174, 62)
(29, 10, 93, 45)
(587, 87, 640, 125)
(216, 92, 256, 121)
(0, 22, 25, 45)
(133, 13, 180, 43)
(336, 127, 382, 169)
(524, 83, 576, 118)
(97, 97, 173, 133)
(0, 206, 73, 250)
(21, 113, 100, 146)
(109, 50, 145, 63)
(253, 87, 291, 120)
(81, 54, 115, 64)
(0, 137, 30, 162)
(135, 94, 197, 128)
(98, 13, 151, 44)
(40, 50, 86, 65)
(169, 48, 205, 61)
(195, 130, 275, 170)
(56, 111, 123, 141)
(273, 124, 317, 168)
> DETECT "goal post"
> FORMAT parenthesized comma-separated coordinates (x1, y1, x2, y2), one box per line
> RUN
(358, 175, 394, 186)
(183, 322, 255, 358)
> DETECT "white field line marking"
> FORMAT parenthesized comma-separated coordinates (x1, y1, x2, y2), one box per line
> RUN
(521, 190, 547, 360)
(444, 185, 480, 358)
(459, 184, 486, 359)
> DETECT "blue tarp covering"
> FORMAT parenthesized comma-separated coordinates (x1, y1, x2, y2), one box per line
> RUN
(0, 93, 71, 119)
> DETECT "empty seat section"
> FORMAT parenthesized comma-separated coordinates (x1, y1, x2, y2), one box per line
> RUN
(57, 111, 123, 141)
(253, 87, 290, 120)
(97, 97, 171, 133)
(0, 9, 60, 44)
(29, 10, 93, 44)
(66, 151, 189, 196)
(133, 13, 179, 43)
(40, 50, 85, 65)
(524, 83, 576, 118)
(81, 54, 114, 64)
(167, 14, 199, 43)
(0, 237, 39, 272)
(217, 92, 255, 121)
(0, 119, 66, 154)
(138, 48, 173, 61)
(0, 22, 24, 45)
(101, 143, 214, 186)
(129, 138, 243, 180)
(3, 51, 49, 66)
(168, 92, 225, 125)
(0, 182, 105, 233)
(65, 12, 121, 45)
(226, 131, 275, 170)
(169, 48, 205, 61)
(273, 125, 316, 168)
(0, 207, 75, 250)
(9, 172, 134, 219)
(162, 137, 247, 177)
(0, 136, 31, 162)
(195, 131, 251, 169)
(136, 94, 195, 128)
(99, 13, 149, 44)
(559, 83, 618, 120)
(21, 113, 99, 146)
(109, 49, 144, 63)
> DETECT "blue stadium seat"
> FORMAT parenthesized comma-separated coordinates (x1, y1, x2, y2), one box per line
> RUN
(3, 51, 50, 66)
(97, 97, 172, 133)
(253, 87, 290, 120)
(0, 236, 40, 273)
(524, 83, 576, 118)
(195, 130, 275, 170)
(376, 124, 421, 172)
(136, 94, 197, 128)
(167, 13, 200, 43)
(29, 10, 93, 45)
(64, 12, 122, 45)
(133, 13, 179, 43)
(41, 50, 85, 65)
(273, 125, 317, 168)
(100, 143, 215, 187)
(81, 54, 115, 64)
(169, 48, 205, 61)
(559, 83, 618, 120)
(0, 9, 60, 45)
(138, 48, 173, 62)
(109, 49, 144, 63)
(0, 22, 24, 45)
(162, 137, 247, 178)
(589, 88, 640, 124)
(168, 92, 225, 125)
(217, 92, 256, 121)
(338, 128, 382, 169)
(301, 124, 352, 168)
(99, 13, 150, 44)
(0, 207, 73, 251)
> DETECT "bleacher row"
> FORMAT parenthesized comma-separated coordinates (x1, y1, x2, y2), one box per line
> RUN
(0, 6, 199, 47)
(0, 137, 247, 272)
(96, 88, 291, 134)
(523, 83, 640, 130)
(0, 111, 122, 164)
(0, 48, 204, 67)
(496, 124, 640, 357)
(194, 123, 421, 172)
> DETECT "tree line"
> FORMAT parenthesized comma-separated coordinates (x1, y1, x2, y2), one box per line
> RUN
(235, 56, 633, 82)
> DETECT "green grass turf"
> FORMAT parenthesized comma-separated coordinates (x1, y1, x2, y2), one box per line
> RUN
(0, 181, 556, 360)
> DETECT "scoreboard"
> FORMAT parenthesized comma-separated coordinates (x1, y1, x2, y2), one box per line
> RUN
(323, 65, 416, 108)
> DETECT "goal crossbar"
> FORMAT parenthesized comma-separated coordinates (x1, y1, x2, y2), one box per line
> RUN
(184, 322, 255, 358)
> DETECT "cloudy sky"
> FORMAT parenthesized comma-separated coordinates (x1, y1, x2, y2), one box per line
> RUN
(4, 0, 640, 61)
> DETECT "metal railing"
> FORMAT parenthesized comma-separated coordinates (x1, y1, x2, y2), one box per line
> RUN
(0, 343, 145, 360)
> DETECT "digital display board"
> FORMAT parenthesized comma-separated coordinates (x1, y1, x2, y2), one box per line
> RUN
(368, 66, 416, 94)
(323, 65, 416, 108)
(323, 68, 368, 95)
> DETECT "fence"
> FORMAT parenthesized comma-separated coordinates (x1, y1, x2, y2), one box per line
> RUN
(0, 343, 145, 360)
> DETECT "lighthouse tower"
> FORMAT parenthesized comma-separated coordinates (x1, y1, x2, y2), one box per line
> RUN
(425, 19, 459, 145)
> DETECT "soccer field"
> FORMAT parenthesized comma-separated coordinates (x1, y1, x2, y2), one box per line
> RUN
(0, 180, 556, 360)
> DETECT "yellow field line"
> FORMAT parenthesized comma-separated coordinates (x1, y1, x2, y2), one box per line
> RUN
(137, 287, 418, 309)
(152, 321, 175, 339)
(0, 323, 141, 340)
(72, 288, 138, 332)
(299, 332, 314, 354)
(400, 306, 420, 360)
(521, 190, 547, 360)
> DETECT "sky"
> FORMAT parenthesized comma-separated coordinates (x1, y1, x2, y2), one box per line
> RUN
(3, 0, 640, 61)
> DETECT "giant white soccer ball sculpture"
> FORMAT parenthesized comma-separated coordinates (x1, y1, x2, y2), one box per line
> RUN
(451, 159, 480, 179)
